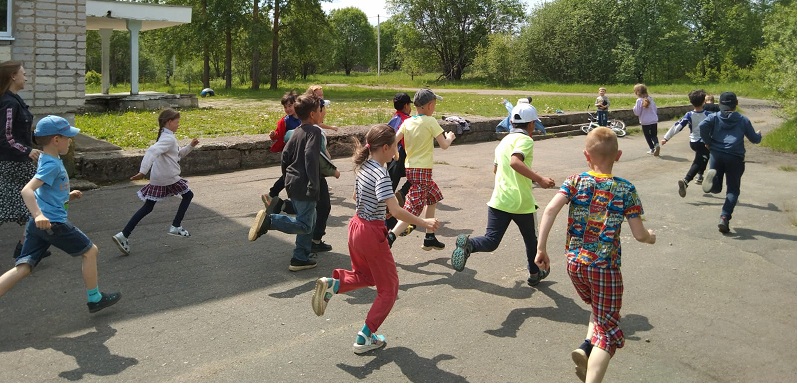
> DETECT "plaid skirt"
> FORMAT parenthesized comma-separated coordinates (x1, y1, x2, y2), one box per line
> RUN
(137, 179, 191, 201)
(0, 160, 37, 226)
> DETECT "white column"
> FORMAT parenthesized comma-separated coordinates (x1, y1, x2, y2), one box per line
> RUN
(127, 19, 142, 95)
(98, 28, 112, 95)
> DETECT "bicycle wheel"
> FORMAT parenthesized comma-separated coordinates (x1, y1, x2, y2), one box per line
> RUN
(609, 119, 626, 130)
(580, 125, 591, 134)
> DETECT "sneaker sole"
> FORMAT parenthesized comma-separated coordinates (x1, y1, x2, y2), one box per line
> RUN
(289, 263, 317, 272)
(353, 340, 386, 354)
(167, 231, 190, 237)
(399, 224, 415, 237)
(677, 180, 687, 198)
(261, 194, 270, 209)
(571, 349, 588, 382)
(421, 244, 445, 251)
(266, 196, 282, 215)
(451, 234, 470, 272)
(248, 210, 267, 241)
(111, 236, 130, 256)
(702, 170, 716, 193)
(311, 278, 328, 316)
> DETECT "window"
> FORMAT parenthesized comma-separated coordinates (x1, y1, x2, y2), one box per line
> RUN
(0, 0, 11, 39)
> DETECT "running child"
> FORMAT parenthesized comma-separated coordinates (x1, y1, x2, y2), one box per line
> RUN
(450, 102, 556, 286)
(262, 91, 300, 211)
(660, 89, 712, 197)
(0, 115, 121, 313)
(385, 92, 413, 233)
(112, 109, 199, 255)
(311, 124, 440, 354)
(535, 127, 656, 382)
(388, 88, 455, 250)
(633, 84, 660, 156)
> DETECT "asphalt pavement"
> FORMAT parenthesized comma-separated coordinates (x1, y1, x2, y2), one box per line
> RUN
(0, 103, 795, 382)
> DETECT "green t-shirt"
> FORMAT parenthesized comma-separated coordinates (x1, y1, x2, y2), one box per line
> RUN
(487, 133, 537, 214)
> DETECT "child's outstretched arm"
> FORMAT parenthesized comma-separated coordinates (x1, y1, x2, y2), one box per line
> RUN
(509, 154, 555, 188)
(535, 193, 569, 272)
(435, 131, 456, 150)
(20, 178, 49, 230)
(627, 216, 656, 244)
(386, 197, 440, 232)
(178, 138, 199, 159)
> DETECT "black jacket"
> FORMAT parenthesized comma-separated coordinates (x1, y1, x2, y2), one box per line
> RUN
(281, 123, 321, 201)
(0, 91, 34, 162)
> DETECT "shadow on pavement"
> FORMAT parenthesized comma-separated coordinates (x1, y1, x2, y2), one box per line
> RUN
(336, 346, 467, 382)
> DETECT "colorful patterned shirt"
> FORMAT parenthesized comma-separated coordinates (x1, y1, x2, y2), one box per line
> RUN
(559, 171, 643, 268)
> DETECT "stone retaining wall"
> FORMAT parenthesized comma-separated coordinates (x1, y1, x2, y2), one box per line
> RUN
(75, 105, 692, 183)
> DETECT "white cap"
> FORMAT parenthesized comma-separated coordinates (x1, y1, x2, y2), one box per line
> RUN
(510, 103, 539, 124)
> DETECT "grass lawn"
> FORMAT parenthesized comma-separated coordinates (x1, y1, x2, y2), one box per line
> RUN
(761, 117, 797, 154)
(79, 73, 773, 149)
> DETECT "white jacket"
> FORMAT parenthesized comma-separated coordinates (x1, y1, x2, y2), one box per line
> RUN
(139, 129, 194, 186)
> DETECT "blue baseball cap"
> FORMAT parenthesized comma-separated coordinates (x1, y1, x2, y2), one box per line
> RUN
(34, 115, 80, 137)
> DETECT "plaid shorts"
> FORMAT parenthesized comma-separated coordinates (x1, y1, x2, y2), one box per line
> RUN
(404, 168, 443, 216)
(567, 260, 625, 356)
(137, 179, 191, 201)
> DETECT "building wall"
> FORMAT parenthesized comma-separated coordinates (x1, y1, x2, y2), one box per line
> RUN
(2, 0, 86, 117)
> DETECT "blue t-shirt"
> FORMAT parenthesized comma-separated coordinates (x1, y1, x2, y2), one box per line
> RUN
(285, 115, 301, 131)
(34, 153, 70, 223)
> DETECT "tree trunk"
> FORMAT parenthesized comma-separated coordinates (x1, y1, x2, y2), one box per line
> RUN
(225, 28, 232, 89)
(269, 0, 280, 90)
(251, 0, 260, 90)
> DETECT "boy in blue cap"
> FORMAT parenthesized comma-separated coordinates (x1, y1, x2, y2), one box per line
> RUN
(0, 116, 121, 313)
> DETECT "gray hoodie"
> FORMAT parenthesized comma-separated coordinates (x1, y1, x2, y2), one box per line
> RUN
(698, 111, 761, 158)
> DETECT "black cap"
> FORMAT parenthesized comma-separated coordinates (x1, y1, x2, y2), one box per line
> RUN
(719, 92, 738, 111)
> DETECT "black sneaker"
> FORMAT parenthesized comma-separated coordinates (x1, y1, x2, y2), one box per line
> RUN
(527, 269, 550, 286)
(311, 240, 333, 253)
(87, 292, 121, 313)
(289, 258, 317, 272)
(677, 179, 688, 198)
(718, 215, 730, 234)
(387, 232, 396, 248)
(422, 236, 445, 251)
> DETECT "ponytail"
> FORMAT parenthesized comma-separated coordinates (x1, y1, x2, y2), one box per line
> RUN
(352, 124, 397, 171)
(156, 127, 164, 142)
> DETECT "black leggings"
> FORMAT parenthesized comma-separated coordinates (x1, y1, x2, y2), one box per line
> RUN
(122, 190, 194, 237)
(686, 141, 710, 181)
(642, 123, 659, 150)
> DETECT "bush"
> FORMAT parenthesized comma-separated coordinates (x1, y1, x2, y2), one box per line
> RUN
(85, 70, 101, 86)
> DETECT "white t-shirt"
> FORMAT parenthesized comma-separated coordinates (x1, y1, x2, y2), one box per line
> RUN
(355, 159, 394, 221)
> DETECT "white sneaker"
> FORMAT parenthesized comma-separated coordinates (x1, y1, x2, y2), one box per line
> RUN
(112, 232, 130, 256)
(353, 331, 386, 354)
(702, 169, 717, 193)
(168, 226, 191, 237)
(653, 143, 661, 156)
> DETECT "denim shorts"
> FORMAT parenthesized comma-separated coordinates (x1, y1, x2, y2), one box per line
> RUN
(16, 219, 93, 269)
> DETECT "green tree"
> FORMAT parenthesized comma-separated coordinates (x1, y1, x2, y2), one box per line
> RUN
(329, 7, 377, 75)
(752, 0, 796, 115)
(280, 0, 331, 79)
(472, 33, 521, 85)
(389, 0, 524, 80)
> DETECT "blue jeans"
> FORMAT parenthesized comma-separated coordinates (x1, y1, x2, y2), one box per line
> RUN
(707, 151, 745, 220)
(597, 110, 608, 127)
(270, 199, 316, 261)
(468, 207, 540, 274)
(17, 219, 93, 268)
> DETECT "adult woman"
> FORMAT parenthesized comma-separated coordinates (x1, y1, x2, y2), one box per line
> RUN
(0, 61, 46, 258)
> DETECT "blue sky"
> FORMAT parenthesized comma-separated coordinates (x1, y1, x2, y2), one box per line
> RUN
(322, 0, 545, 25)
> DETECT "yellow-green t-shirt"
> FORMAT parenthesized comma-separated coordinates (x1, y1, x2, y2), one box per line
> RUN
(487, 133, 537, 214)
(400, 115, 444, 169)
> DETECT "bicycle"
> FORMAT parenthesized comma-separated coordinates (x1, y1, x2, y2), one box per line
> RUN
(580, 108, 626, 137)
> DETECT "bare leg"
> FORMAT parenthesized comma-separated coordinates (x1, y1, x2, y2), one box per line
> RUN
(81, 245, 99, 290)
(585, 348, 611, 383)
(390, 219, 408, 236)
(424, 203, 436, 234)
(0, 264, 32, 297)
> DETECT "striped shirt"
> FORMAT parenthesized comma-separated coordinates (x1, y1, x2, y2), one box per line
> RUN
(355, 159, 394, 221)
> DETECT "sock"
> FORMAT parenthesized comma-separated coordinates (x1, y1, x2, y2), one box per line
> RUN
(579, 339, 593, 356)
(325, 278, 339, 294)
(356, 324, 371, 345)
(87, 287, 102, 303)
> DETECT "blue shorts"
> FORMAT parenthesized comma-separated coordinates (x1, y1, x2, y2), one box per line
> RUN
(16, 219, 93, 269)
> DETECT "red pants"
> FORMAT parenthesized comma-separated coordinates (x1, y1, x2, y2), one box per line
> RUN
(567, 260, 625, 356)
(333, 216, 399, 333)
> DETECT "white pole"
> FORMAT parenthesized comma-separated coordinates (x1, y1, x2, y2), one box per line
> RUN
(377, 14, 380, 77)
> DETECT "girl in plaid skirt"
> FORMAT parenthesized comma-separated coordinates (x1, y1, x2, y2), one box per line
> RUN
(112, 109, 199, 255)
